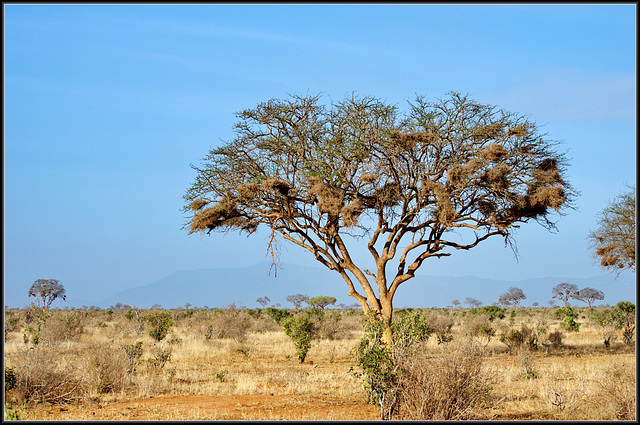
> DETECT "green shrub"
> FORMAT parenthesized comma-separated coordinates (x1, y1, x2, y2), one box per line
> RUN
(281, 315, 315, 363)
(591, 307, 622, 348)
(236, 347, 250, 359)
(4, 367, 16, 391)
(212, 369, 228, 382)
(478, 305, 506, 321)
(555, 306, 580, 332)
(146, 311, 173, 342)
(351, 311, 432, 420)
(265, 307, 291, 324)
(614, 302, 635, 345)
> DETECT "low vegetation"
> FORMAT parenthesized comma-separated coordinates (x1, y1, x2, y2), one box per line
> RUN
(3, 304, 635, 420)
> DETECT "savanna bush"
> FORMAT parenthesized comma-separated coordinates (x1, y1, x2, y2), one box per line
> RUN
(146, 311, 173, 342)
(397, 340, 493, 420)
(9, 346, 87, 405)
(554, 306, 580, 332)
(614, 301, 635, 345)
(122, 341, 143, 384)
(4, 311, 20, 342)
(58, 311, 85, 341)
(590, 307, 620, 348)
(281, 314, 315, 363)
(546, 330, 564, 348)
(594, 361, 636, 420)
(476, 305, 506, 321)
(207, 308, 251, 342)
(89, 343, 128, 394)
(315, 311, 350, 340)
(124, 308, 145, 335)
(500, 324, 538, 351)
(461, 313, 494, 347)
(351, 311, 432, 420)
(424, 311, 454, 344)
(4, 366, 17, 391)
(148, 346, 172, 369)
(265, 307, 292, 324)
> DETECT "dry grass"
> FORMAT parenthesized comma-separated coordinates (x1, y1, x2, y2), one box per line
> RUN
(4, 307, 635, 420)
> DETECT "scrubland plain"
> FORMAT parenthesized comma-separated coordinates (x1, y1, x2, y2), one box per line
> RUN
(3, 305, 635, 420)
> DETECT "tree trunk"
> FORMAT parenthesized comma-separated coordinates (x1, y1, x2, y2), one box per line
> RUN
(380, 299, 394, 347)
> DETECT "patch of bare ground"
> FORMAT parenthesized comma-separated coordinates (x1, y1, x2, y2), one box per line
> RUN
(22, 394, 378, 420)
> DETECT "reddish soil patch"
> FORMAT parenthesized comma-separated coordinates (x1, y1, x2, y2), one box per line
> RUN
(28, 394, 380, 421)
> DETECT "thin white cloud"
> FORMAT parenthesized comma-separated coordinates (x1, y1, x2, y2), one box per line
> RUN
(107, 13, 394, 57)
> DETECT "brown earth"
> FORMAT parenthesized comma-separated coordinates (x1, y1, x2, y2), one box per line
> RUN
(23, 394, 380, 421)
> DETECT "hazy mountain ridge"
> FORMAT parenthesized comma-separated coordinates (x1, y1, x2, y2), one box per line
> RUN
(92, 262, 634, 309)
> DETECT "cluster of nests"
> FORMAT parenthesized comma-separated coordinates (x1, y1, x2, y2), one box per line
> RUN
(188, 143, 567, 234)
(390, 125, 529, 151)
(595, 243, 628, 269)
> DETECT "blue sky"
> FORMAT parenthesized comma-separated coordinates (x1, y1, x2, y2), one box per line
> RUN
(4, 4, 636, 307)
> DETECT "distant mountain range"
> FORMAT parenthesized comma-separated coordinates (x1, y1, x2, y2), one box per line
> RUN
(89, 262, 635, 309)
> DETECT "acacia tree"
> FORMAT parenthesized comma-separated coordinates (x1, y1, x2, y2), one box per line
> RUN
(573, 287, 604, 309)
(498, 286, 526, 310)
(28, 279, 66, 310)
(551, 282, 578, 307)
(307, 295, 337, 310)
(256, 296, 271, 308)
(465, 297, 484, 308)
(587, 185, 635, 276)
(184, 92, 575, 343)
(286, 293, 310, 310)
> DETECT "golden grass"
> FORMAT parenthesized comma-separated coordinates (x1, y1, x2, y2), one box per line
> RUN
(4, 307, 635, 420)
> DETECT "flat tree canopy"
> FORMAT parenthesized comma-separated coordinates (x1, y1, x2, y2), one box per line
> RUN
(184, 92, 575, 340)
(308, 295, 337, 310)
(573, 287, 604, 308)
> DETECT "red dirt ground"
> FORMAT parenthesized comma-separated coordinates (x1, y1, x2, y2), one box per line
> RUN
(26, 394, 380, 420)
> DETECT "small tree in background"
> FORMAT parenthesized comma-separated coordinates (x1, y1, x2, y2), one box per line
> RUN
(587, 185, 635, 276)
(286, 294, 310, 310)
(28, 279, 66, 311)
(551, 282, 578, 307)
(256, 296, 271, 308)
(498, 287, 526, 310)
(307, 296, 337, 311)
(451, 299, 461, 308)
(465, 297, 483, 308)
(573, 287, 604, 309)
